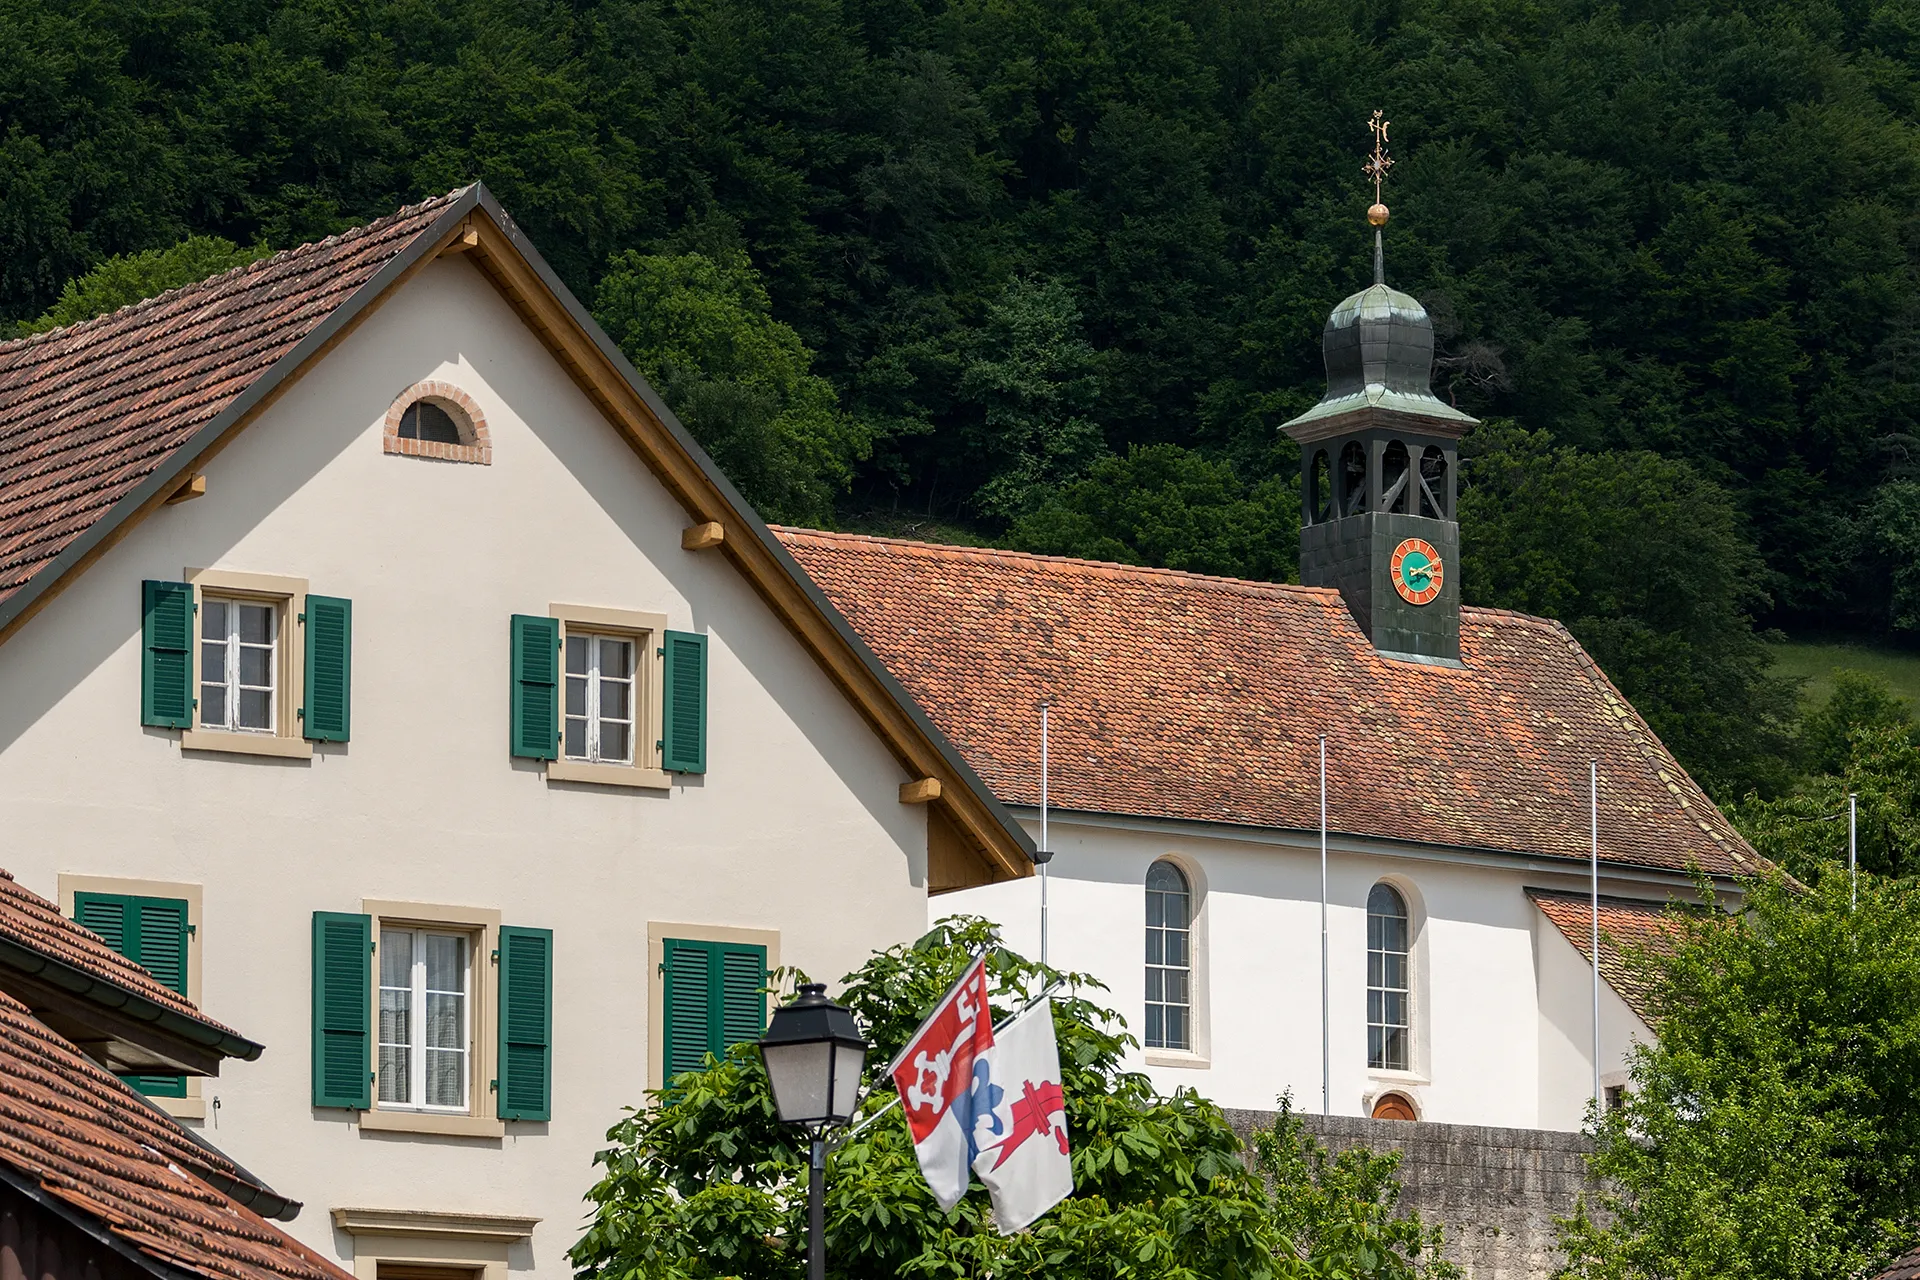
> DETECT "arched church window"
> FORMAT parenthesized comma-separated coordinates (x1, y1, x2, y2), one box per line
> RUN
(1339, 441, 1368, 516)
(1367, 883, 1410, 1071)
(1418, 446, 1448, 519)
(1310, 450, 1333, 524)
(1382, 441, 1411, 514)
(1145, 861, 1192, 1050)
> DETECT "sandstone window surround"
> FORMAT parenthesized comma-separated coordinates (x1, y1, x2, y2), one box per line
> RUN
(383, 380, 491, 465)
(180, 568, 312, 760)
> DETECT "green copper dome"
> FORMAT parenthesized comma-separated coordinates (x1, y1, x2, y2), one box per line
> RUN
(1283, 276, 1477, 434)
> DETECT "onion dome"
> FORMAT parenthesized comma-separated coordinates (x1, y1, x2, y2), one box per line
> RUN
(1282, 265, 1477, 436)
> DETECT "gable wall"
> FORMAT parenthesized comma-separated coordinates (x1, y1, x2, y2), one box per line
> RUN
(0, 257, 928, 1275)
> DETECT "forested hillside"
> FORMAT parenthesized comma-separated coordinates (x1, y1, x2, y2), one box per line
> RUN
(8, 0, 1920, 799)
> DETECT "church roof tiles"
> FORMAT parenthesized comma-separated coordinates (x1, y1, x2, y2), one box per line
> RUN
(774, 528, 1760, 879)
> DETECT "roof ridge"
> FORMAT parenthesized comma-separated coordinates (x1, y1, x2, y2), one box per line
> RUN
(772, 525, 1346, 602)
(0, 187, 472, 353)
(1523, 887, 1678, 909)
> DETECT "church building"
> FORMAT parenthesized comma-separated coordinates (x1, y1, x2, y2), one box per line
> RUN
(778, 220, 1760, 1131)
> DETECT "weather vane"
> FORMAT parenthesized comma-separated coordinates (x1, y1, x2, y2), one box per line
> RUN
(1363, 109, 1392, 228)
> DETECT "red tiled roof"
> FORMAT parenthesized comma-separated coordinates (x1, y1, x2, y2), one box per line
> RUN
(0, 191, 464, 607)
(1526, 889, 1683, 1020)
(0, 872, 240, 1045)
(1876, 1245, 1920, 1280)
(0, 986, 345, 1280)
(775, 530, 1760, 878)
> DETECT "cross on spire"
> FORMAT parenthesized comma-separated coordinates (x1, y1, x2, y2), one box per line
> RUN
(1363, 110, 1392, 284)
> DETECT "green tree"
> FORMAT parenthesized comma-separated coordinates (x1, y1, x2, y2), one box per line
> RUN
(14, 236, 271, 335)
(594, 249, 872, 526)
(1558, 872, 1920, 1280)
(1006, 443, 1296, 581)
(954, 276, 1105, 522)
(1799, 670, 1914, 778)
(569, 917, 1458, 1280)
(1864, 482, 1920, 633)
(1459, 422, 1797, 799)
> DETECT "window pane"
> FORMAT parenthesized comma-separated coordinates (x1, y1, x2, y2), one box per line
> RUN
(426, 992, 464, 1050)
(1145, 969, 1163, 1002)
(566, 635, 590, 676)
(566, 675, 588, 717)
(1164, 894, 1189, 931)
(202, 600, 227, 640)
(1165, 932, 1189, 967)
(238, 603, 272, 645)
(1368, 952, 1383, 986)
(599, 637, 631, 679)
(1145, 932, 1163, 965)
(379, 1043, 410, 1103)
(564, 718, 587, 759)
(380, 931, 413, 986)
(1383, 992, 1406, 1027)
(238, 646, 271, 686)
(1384, 954, 1407, 989)
(201, 640, 227, 683)
(1164, 970, 1189, 1005)
(200, 685, 226, 727)
(380, 988, 411, 1045)
(1146, 893, 1165, 928)
(425, 935, 465, 995)
(1368, 1027, 1385, 1067)
(1165, 1007, 1189, 1050)
(426, 1049, 464, 1107)
(599, 678, 630, 720)
(238, 689, 271, 730)
(1145, 1007, 1165, 1049)
(600, 722, 631, 764)
(1368, 990, 1383, 1023)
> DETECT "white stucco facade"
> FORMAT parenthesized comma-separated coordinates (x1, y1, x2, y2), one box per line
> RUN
(947, 811, 1663, 1131)
(0, 256, 962, 1277)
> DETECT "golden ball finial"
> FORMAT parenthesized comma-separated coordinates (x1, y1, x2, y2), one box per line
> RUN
(1368, 202, 1390, 227)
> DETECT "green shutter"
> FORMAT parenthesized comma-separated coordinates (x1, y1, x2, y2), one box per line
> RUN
(312, 912, 371, 1109)
(661, 630, 707, 773)
(510, 615, 560, 760)
(720, 946, 768, 1047)
(303, 595, 352, 741)
(74, 893, 190, 1098)
(497, 926, 553, 1121)
(141, 581, 195, 728)
(660, 938, 766, 1084)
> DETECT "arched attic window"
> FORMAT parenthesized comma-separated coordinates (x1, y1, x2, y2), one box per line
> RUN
(384, 380, 492, 465)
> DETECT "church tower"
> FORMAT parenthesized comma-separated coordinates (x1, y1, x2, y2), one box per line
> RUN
(1282, 113, 1477, 664)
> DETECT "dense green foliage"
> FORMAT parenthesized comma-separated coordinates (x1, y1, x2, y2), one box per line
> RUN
(1559, 872, 1920, 1280)
(12, 237, 270, 335)
(569, 917, 1457, 1279)
(14, 0, 1920, 795)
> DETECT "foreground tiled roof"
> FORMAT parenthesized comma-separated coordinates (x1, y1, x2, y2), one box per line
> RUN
(1876, 1245, 1920, 1280)
(0, 872, 240, 1044)
(0, 191, 463, 607)
(776, 530, 1759, 877)
(1526, 890, 1683, 1021)
(0, 985, 344, 1280)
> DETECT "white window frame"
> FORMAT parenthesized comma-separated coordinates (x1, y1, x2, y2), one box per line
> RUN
(546, 604, 669, 790)
(1367, 882, 1413, 1072)
(564, 631, 638, 765)
(199, 595, 279, 734)
(377, 925, 474, 1114)
(1145, 860, 1192, 1052)
(181, 568, 311, 759)
(360, 900, 503, 1139)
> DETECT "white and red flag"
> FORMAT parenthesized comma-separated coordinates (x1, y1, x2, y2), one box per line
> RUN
(889, 955, 996, 1209)
(971, 998, 1074, 1233)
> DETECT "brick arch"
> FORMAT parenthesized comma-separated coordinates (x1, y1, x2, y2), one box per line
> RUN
(383, 379, 492, 465)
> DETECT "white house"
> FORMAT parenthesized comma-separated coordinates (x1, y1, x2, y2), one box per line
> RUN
(0, 186, 1032, 1280)
(778, 254, 1759, 1133)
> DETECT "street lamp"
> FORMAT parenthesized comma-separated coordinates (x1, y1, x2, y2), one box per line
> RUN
(759, 983, 870, 1280)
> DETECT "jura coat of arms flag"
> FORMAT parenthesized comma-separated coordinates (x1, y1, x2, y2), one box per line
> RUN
(971, 998, 1074, 1233)
(889, 955, 995, 1209)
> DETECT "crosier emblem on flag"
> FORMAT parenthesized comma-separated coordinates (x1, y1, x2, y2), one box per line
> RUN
(888, 956, 996, 1209)
(970, 998, 1074, 1234)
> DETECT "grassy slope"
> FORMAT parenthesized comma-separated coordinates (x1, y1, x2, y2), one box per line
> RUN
(1771, 639, 1920, 710)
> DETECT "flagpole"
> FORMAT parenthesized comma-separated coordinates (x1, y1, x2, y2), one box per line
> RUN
(1849, 792, 1858, 910)
(1590, 759, 1601, 1113)
(1040, 702, 1051, 967)
(1320, 734, 1330, 1117)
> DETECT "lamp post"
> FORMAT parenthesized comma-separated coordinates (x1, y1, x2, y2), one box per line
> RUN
(758, 984, 870, 1280)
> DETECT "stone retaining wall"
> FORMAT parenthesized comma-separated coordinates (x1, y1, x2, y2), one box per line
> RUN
(1225, 1110, 1599, 1280)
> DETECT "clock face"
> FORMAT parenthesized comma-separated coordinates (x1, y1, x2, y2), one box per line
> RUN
(1390, 537, 1444, 605)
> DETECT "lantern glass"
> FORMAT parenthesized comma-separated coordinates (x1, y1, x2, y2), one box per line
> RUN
(830, 1041, 868, 1121)
(764, 1039, 834, 1125)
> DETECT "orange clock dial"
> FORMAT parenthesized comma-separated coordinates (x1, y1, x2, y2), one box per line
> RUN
(1390, 537, 1443, 605)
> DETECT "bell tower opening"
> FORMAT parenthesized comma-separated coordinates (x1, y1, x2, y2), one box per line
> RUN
(1281, 112, 1477, 664)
